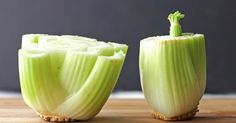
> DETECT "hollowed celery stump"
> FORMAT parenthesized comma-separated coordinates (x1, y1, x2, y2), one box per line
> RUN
(139, 11, 206, 121)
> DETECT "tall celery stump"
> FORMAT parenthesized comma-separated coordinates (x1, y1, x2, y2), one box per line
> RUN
(19, 34, 128, 122)
(139, 11, 206, 121)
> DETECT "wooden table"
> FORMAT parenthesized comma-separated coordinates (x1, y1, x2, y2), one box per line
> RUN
(0, 98, 235, 123)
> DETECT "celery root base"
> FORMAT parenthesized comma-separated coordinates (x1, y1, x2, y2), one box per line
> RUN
(152, 107, 199, 121)
(37, 112, 76, 122)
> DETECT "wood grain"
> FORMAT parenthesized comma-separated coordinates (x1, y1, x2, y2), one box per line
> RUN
(0, 98, 235, 123)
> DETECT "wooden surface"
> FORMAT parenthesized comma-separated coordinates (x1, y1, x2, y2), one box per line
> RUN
(0, 98, 236, 123)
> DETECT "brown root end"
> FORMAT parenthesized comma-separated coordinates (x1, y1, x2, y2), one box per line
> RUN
(152, 107, 199, 121)
(37, 112, 76, 122)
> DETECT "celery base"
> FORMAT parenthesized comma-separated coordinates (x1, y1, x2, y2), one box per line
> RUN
(152, 106, 199, 121)
(37, 112, 76, 122)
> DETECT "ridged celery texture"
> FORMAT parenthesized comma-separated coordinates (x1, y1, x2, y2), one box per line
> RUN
(139, 11, 206, 121)
(18, 34, 128, 121)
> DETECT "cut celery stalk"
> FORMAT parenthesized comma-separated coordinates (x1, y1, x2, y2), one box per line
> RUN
(19, 34, 127, 121)
(139, 11, 206, 120)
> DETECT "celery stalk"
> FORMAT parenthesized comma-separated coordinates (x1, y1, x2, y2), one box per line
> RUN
(139, 11, 206, 121)
(19, 34, 128, 121)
